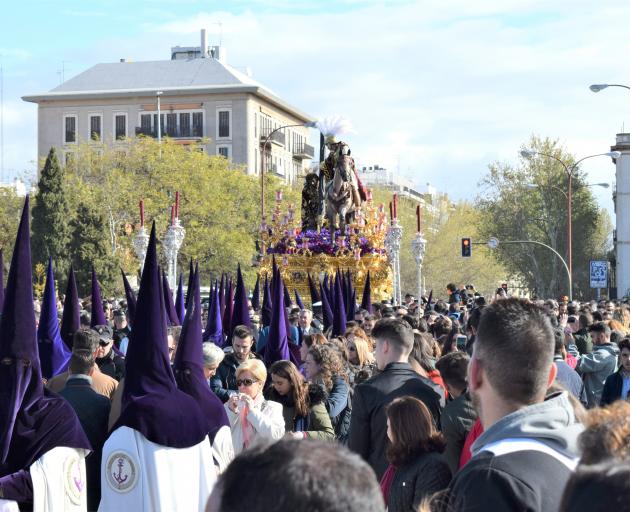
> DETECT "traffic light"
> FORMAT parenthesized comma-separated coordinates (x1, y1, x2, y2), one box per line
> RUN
(461, 237, 472, 257)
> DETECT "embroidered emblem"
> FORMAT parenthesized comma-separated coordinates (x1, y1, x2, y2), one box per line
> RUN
(106, 451, 138, 493)
(63, 454, 85, 505)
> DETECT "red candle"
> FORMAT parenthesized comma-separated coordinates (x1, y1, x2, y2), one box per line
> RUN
(171, 205, 175, 225)
(139, 199, 144, 227)
(393, 193, 398, 219)
(389, 201, 393, 224)
(416, 205, 421, 232)
(175, 191, 180, 218)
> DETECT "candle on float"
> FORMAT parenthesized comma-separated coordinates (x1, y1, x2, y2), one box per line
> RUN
(170, 205, 175, 225)
(393, 193, 398, 219)
(175, 191, 180, 218)
(354, 248, 361, 261)
(139, 199, 144, 227)
(416, 205, 421, 232)
(389, 202, 393, 224)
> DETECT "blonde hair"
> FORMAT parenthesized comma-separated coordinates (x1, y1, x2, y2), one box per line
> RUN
(236, 358, 267, 384)
(347, 336, 373, 367)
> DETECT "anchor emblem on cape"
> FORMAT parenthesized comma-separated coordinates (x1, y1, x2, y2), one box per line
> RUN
(113, 458, 128, 486)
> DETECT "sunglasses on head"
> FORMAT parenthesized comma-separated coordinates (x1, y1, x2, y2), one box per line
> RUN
(98, 340, 111, 347)
(236, 378, 258, 387)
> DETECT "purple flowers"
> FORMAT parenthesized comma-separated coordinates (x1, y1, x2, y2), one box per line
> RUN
(266, 228, 385, 256)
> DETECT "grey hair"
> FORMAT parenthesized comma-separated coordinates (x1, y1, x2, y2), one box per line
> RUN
(202, 342, 225, 367)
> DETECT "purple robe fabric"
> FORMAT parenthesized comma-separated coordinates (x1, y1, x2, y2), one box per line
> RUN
(218, 274, 226, 323)
(307, 273, 320, 306)
(113, 223, 208, 448)
(90, 268, 107, 327)
(0, 249, 5, 312)
(60, 265, 80, 350)
(332, 274, 347, 337)
(185, 258, 194, 309)
(222, 279, 234, 340)
(294, 290, 305, 310)
(174, 265, 229, 443)
(320, 283, 333, 332)
(0, 197, 90, 477)
(361, 270, 373, 314)
(37, 258, 71, 379)
(261, 276, 272, 328)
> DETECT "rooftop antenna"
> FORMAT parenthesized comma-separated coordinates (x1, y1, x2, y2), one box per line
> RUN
(57, 60, 69, 84)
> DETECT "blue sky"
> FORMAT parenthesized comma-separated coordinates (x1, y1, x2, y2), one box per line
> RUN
(3, 0, 630, 219)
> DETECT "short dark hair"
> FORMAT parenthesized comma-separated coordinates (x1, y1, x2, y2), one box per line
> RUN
(232, 325, 253, 341)
(386, 396, 445, 467)
(446, 283, 457, 292)
(216, 439, 384, 512)
(435, 352, 469, 391)
(475, 298, 554, 404)
(554, 328, 565, 356)
(619, 338, 630, 352)
(371, 318, 414, 355)
(578, 312, 592, 329)
(69, 349, 94, 375)
(560, 460, 630, 512)
(588, 321, 611, 337)
(72, 327, 99, 352)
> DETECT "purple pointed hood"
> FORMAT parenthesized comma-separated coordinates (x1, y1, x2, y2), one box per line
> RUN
(261, 275, 272, 328)
(263, 275, 290, 366)
(114, 223, 208, 448)
(185, 258, 194, 309)
(175, 274, 186, 325)
(203, 284, 223, 346)
(361, 271, 373, 313)
(251, 274, 260, 311)
(37, 257, 71, 379)
(230, 264, 251, 334)
(320, 282, 333, 332)
(0, 197, 90, 472)
(332, 274, 347, 336)
(294, 290, 305, 310)
(218, 274, 226, 321)
(60, 264, 80, 350)
(0, 249, 4, 312)
(222, 279, 234, 340)
(121, 269, 137, 326)
(348, 288, 356, 322)
(307, 273, 320, 306)
(283, 284, 292, 309)
(162, 272, 181, 327)
(174, 265, 229, 442)
(90, 267, 106, 327)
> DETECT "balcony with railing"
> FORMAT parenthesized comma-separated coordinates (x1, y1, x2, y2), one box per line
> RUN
(293, 142, 314, 160)
(135, 126, 203, 139)
(260, 130, 285, 147)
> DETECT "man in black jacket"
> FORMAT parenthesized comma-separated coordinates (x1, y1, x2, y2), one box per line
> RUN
(601, 337, 630, 405)
(93, 324, 125, 381)
(348, 318, 442, 479)
(439, 299, 583, 512)
(59, 349, 111, 511)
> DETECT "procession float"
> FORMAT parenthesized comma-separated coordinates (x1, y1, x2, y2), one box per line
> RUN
(257, 118, 397, 305)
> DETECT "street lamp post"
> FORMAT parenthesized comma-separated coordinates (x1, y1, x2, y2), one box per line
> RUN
(156, 91, 163, 143)
(385, 219, 403, 305)
(260, 121, 318, 223)
(520, 149, 620, 300)
(163, 218, 185, 291)
(590, 83, 630, 93)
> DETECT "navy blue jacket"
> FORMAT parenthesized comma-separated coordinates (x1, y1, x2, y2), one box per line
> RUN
(600, 369, 627, 406)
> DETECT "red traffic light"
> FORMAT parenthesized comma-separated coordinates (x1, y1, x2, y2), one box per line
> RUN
(461, 237, 472, 257)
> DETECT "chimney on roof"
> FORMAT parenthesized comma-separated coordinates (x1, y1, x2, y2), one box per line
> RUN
(120, 58, 126, 63)
(200, 29, 208, 58)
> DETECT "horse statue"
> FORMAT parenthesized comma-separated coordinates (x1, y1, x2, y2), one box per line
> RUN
(324, 152, 357, 234)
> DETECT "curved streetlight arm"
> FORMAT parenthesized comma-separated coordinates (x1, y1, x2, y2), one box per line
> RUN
(492, 239, 572, 301)
(590, 83, 630, 92)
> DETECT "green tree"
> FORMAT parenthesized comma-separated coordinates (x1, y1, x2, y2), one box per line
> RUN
(477, 135, 612, 299)
(68, 202, 118, 297)
(370, 188, 508, 299)
(32, 148, 71, 269)
(0, 186, 25, 270)
(62, 138, 299, 291)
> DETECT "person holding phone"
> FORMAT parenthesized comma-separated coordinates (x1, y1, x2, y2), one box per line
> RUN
(225, 359, 285, 455)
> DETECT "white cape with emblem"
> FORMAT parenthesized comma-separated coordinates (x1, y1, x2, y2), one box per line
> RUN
(0, 446, 88, 512)
(98, 426, 216, 512)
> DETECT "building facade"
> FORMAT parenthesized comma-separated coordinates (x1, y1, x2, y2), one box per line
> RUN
(23, 34, 315, 184)
(612, 133, 630, 298)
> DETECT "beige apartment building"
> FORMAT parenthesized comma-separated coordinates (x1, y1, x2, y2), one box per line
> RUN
(22, 37, 316, 184)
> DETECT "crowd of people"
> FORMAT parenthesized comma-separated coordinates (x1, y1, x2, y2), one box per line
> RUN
(2, 199, 630, 512)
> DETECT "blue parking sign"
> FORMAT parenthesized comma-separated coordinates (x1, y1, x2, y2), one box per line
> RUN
(590, 261, 608, 289)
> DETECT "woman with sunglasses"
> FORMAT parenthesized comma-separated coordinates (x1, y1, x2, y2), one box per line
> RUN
(344, 328, 376, 389)
(268, 360, 335, 440)
(224, 359, 284, 455)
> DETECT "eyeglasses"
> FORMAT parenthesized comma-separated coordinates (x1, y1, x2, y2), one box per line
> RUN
(98, 340, 111, 347)
(236, 378, 258, 387)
